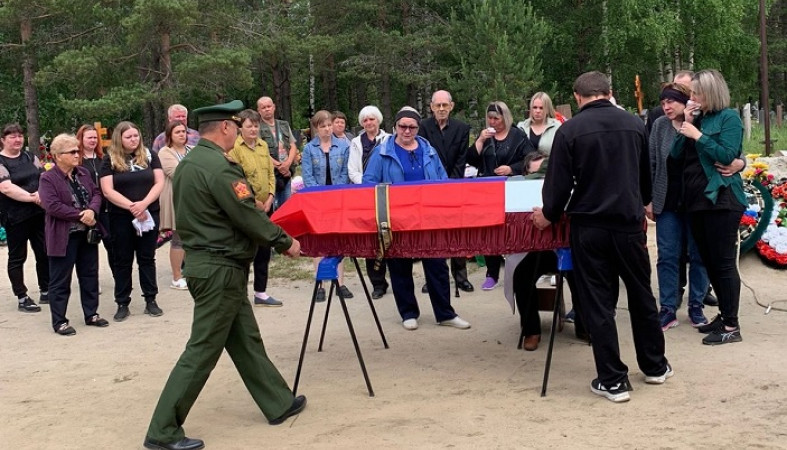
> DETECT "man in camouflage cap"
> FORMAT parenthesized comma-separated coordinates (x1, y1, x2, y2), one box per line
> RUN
(144, 100, 306, 450)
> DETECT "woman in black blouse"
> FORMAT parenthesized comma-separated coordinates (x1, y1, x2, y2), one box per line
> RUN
(78, 124, 115, 283)
(99, 121, 164, 322)
(468, 101, 534, 291)
(0, 123, 49, 312)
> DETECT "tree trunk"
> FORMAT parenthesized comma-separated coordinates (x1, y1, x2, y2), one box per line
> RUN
(271, 57, 294, 124)
(324, 54, 338, 111)
(20, 18, 40, 156)
(140, 49, 156, 147)
(381, 71, 392, 133)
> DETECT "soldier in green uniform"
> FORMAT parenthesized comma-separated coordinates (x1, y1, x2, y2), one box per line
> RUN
(144, 100, 306, 450)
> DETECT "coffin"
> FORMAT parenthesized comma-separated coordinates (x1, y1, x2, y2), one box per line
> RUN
(271, 177, 569, 258)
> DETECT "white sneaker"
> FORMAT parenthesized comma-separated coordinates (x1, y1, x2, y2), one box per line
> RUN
(644, 363, 675, 384)
(170, 278, 188, 290)
(402, 318, 418, 330)
(439, 316, 471, 329)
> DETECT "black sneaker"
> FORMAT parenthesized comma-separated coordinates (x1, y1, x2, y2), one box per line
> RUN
(145, 300, 164, 317)
(698, 314, 723, 334)
(590, 378, 632, 403)
(18, 296, 41, 313)
(338, 285, 354, 299)
(113, 304, 130, 322)
(39, 291, 49, 304)
(702, 327, 742, 345)
(315, 287, 326, 303)
(55, 323, 76, 336)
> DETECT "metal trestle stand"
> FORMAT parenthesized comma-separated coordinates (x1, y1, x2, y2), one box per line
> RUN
(541, 248, 573, 397)
(293, 256, 388, 397)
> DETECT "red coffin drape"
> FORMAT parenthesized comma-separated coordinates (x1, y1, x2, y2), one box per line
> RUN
(271, 179, 569, 258)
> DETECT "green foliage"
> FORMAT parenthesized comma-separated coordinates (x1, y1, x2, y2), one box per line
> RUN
(450, 0, 548, 123)
(0, 0, 781, 140)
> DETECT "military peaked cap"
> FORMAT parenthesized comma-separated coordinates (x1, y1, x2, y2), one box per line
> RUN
(192, 100, 245, 124)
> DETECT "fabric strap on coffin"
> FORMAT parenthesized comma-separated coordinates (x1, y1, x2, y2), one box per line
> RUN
(374, 184, 392, 269)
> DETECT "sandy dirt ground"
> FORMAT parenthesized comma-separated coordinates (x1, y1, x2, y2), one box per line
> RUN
(2, 227, 787, 449)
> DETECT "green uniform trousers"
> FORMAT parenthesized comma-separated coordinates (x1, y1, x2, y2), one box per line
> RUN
(146, 263, 294, 442)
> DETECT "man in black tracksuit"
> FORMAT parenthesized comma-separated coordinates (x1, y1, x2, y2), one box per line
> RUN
(532, 71, 671, 403)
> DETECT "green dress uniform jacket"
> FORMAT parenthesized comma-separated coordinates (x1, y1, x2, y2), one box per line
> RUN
(146, 138, 295, 443)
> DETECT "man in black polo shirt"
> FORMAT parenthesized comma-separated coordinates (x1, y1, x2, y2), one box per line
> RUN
(418, 90, 474, 293)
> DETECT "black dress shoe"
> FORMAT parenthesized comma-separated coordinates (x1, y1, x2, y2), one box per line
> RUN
(143, 436, 205, 450)
(371, 287, 386, 299)
(703, 291, 719, 307)
(338, 285, 354, 299)
(421, 284, 429, 294)
(456, 280, 474, 292)
(269, 395, 307, 425)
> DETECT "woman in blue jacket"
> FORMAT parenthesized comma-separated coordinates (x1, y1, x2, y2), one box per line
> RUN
(363, 107, 470, 331)
(672, 69, 745, 345)
(301, 110, 353, 300)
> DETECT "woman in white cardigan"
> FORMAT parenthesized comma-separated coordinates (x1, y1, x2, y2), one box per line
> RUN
(348, 105, 390, 299)
(348, 105, 389, 185)
(516, 92, 561, 157)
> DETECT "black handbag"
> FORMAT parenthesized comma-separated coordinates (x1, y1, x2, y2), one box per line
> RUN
(86, 227, 102, 244)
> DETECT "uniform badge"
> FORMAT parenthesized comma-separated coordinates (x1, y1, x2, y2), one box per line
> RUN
(232, 179, 253, 200)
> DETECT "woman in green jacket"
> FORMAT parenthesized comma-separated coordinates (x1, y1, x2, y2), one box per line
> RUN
(672, 69, 745, 346)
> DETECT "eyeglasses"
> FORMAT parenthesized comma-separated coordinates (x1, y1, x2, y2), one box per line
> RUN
(58, 150, 80, 156)
(397, 124, 419, 132)
(432, 103, 451, 110)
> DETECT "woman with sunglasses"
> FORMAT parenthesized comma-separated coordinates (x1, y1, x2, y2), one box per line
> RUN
(363, 107, 471, 331)
(468, 101, 534, 291)
(39, 134, 108, 335)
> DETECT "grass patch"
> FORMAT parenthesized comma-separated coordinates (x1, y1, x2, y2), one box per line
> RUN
(743, 123, 787, 155)
(267, 254, 365, 281)
(268, 253, 315, 281)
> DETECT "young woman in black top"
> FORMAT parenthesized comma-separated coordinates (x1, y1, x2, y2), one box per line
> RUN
(99, 121, 164, 321)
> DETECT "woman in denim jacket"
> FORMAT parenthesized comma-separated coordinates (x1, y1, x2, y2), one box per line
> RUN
(301, 110, 353, 300)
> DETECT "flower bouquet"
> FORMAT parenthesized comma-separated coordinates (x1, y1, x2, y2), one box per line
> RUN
(756, 182, 787, 269)
(739, 158, 773, 253)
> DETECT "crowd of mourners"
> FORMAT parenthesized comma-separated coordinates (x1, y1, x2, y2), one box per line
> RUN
(0, 69, 746, 383)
